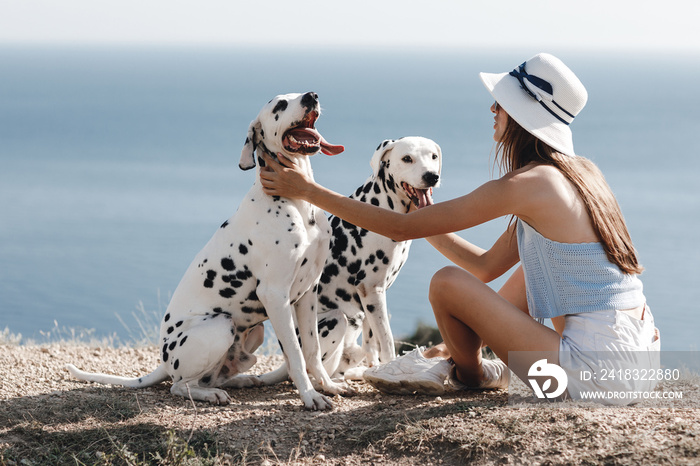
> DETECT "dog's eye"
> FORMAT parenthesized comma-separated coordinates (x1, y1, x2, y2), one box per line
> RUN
(432, 153, 438, 160)
(402, 155, 413, 163)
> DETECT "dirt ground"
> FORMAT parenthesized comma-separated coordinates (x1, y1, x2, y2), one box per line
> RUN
(1, 343, 698, 465)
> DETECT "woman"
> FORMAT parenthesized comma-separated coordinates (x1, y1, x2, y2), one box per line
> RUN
(259, 53, 660, 403)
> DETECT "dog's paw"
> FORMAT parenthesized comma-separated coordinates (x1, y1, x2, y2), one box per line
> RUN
(343, 366, 368, 381)
(301, 391, 334, 411)
(322, 380, 357, 397)
(223, 374, 263, 389)
(206, 389, 232, 405)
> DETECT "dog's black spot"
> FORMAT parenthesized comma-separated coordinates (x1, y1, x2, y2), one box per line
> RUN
(180, 335, 188, 346)
(167, 326, 174, 334)
(365, 254, 376, 265)
(321, 263, 339, 284)
(301, 258, 308, 266)
(204, 270, 217, 288)
(176, 320, 183, 327)
(221, 220, 229, 229)
(386, 176, 396, 193)
(387, 196, 394, 210)
(272, 99, 288, 113)
(331, 230, 348, 258)
(200, 375, 211, 385)
(162, 344, 169, 362)
(367, 304, 376, 313)
(219, 288, 236, 298)
(221, 258, 235, 271)
(272, 195, 281, 202)
(376, 249, 385, 259)
(373, 182, 381, 194)
(258, 155, 266, 167)
(319, 295, 338, 310)
(347, 259, 362, 275)
(371, 197, 379, 206)
(174, 359, 179, 370)
(239, 244, 248, 255)
(242, 306, 267, 316)
(335, 288, 353, 302)
(368, 329, 374, 339)
(319, 317, 339, 332)
(169, 341, 176, 351)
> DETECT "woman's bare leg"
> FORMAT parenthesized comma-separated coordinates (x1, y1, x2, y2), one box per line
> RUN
(423, 265, 529, 360)
(429, 266, 560, 386)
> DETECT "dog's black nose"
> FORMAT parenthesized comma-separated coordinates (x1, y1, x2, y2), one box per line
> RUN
(423, 172, 440, 187)
(301, 92, 319, 109)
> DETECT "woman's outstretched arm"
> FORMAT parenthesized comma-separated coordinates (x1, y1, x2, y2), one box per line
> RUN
(258, 151, 522, 243)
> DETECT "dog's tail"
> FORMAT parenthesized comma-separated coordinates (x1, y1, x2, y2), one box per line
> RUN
(65, 363, 170, 388)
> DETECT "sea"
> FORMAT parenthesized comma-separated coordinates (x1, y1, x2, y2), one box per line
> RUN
(1, 45, 698, 350)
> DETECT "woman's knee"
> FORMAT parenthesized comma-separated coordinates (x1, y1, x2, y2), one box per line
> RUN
(429, 266, 478, 307)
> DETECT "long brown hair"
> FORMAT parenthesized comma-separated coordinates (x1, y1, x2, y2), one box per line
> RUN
(498, 115, 643, 275)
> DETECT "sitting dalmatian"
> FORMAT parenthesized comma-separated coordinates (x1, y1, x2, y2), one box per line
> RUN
(259, 137, 442, 385)
(66, 92, 352, 410)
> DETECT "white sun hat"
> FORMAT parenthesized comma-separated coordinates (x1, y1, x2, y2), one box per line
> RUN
(480, 53, 588, 157)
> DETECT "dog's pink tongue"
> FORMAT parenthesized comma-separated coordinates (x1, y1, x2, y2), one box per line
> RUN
(415, 188, 434, 209)
(320, 135, 344, 156)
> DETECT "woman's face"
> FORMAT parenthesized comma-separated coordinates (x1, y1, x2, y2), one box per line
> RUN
(491, 101, 508, 142)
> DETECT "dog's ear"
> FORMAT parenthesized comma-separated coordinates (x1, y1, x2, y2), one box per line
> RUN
(370, 139, 397, 176)
(239, 118, 262, 170)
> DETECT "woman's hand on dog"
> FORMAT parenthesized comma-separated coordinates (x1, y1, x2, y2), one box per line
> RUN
(259, 152, 314, 200)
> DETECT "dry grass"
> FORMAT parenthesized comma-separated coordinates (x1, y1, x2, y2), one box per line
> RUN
(1, 343, 698, 465)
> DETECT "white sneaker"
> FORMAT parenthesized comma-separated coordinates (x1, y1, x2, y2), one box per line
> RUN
(447, 358, 510, 391)
(363, 347, 451, 395)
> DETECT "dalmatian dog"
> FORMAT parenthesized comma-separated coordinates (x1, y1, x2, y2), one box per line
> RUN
(66, 92, 350, 410)
(258, 137, 441, 385)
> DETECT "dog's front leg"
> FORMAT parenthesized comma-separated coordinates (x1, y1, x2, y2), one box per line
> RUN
(295, 291, 355, 396)
(257, 284, 333, 411)
(360, 289, 396, 366)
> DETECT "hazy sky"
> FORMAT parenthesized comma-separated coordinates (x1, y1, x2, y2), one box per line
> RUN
(1, 0, 698, 52)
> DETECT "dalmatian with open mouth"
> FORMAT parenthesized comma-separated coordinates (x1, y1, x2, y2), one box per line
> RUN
(66, 92, 351, 410)
(259, 136, 442, 385)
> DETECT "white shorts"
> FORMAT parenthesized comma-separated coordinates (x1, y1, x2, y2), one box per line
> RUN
(558, 306, 661, 405)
